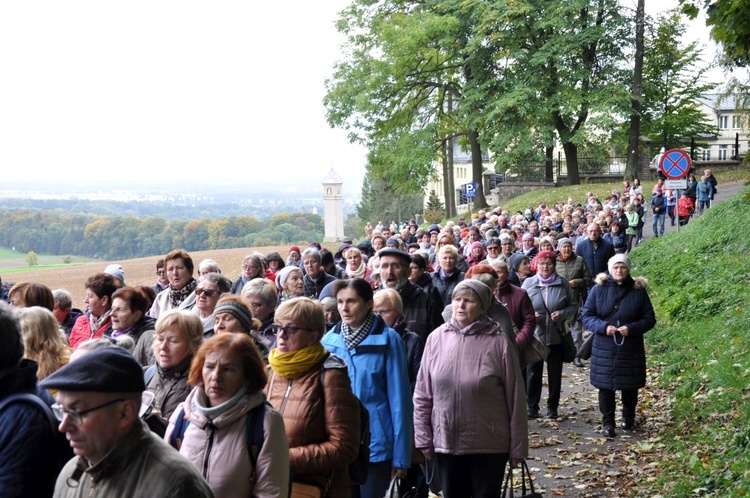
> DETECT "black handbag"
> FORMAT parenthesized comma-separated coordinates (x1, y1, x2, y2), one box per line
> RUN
(578, 290, 632, 361)
(560, 329, 576, 363)
(502, 460, 542, 498)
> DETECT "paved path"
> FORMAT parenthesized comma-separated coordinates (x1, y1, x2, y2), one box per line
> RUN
(521, 181, 746, 496)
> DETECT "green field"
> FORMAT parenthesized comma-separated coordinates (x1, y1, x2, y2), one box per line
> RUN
(0, 247, 96, 274)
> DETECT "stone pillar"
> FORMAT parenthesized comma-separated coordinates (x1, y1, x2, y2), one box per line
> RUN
(322, 169, 344, 242)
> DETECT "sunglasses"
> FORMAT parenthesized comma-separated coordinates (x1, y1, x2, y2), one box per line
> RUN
(195, 288, 219, 297)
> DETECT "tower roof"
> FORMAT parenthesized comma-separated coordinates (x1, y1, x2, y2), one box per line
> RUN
(322, 168, 343, 185)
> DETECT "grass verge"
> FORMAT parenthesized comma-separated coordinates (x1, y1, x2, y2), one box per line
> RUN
(628, 183, 750, 496)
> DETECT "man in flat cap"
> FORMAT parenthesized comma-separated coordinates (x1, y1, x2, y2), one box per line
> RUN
(40, 347, 213, 498)
(377, 248, 443, 342)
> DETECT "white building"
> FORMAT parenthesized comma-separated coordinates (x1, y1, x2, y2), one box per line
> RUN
(696, 94, 749, 160)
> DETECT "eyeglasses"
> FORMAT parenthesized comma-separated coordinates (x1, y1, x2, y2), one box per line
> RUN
(487, 246, 500, 251)
(195, 288, 219, 297)
(52, 398, 126, 425)
(156, 270, 164, 276)
(379, 263, 403, 271)
(270, 324, 311, 337)
(374, 309, 395, 315)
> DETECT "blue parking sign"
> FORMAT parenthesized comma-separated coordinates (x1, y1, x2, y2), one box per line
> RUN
(464, 182, 478, 198)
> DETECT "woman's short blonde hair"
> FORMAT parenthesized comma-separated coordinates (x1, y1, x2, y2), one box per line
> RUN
(373, 288, 403, 314)
(154, 310, 204, 356)
(275, 297, 325, 337)
(438, 244, 459, 258)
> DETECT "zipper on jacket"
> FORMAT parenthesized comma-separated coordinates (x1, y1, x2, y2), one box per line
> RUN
(279, 380, 294, 415)
(202, 424, 216, 479)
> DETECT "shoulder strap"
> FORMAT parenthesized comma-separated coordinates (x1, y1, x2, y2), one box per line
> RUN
(143, 365, 157, 386)
(170, 407, 189, 450)
(246, 401, 269, 472)
(0, 393, 57, 432)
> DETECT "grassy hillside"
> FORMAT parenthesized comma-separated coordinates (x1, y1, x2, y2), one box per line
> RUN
(630, 185, 750, 496)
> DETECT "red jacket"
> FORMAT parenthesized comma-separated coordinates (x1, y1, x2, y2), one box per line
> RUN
(68, 313, 112, 349)
(677, 196, 694, 217)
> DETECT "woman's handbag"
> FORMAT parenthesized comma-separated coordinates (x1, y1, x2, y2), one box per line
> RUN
(384, 476, 417, 498)
(291, 482, 322, 498)
(522, 334, 550, 365)
(502, 460, 542, 498)
(578, 331, 594, 360)
(561, 330, 576, 363)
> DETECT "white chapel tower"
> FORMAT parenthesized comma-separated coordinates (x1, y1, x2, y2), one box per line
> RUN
(322, 169, 344, 242)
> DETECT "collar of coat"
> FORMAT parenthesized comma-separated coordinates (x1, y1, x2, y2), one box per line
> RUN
(594, 272, 648, 289)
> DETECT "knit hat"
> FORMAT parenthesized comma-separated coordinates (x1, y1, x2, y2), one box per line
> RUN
(608, 253, 632, 273)
(509, 253, 529, 271)
(522, 233, 534, 241)
(104, 264, 125, 284)
(275, 266, 301, 292)
(499, 234, 513, 245)
(214, 300, 254, 332)
(536, 250, 557, 263)
(540, 236, 555, 249)
(557, 237, 573, 248)
(453, 280, 492, 313)
(289, 246, 301, 255)
(470, 241, 485, 251)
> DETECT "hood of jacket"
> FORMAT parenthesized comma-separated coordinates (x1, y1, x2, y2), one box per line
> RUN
(594, 272, 648, 289)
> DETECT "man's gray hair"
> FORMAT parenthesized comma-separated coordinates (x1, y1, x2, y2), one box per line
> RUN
(0, 302, 24, 370)
(52, 288, 73, 311)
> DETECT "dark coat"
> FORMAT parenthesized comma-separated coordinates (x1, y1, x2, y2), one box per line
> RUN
(0, 360, 58, 498)
(582, 273, 656, 391)
(431, 269, 466, 308)
(303, 272, 337, 300)
(392, 316, 425, 392)
(575, 237, 615, 282)
(391, 281, 443, 342)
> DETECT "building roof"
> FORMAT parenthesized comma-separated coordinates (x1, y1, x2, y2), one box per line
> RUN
(698, 93, 744, 111)
(322, 168, 343, 185)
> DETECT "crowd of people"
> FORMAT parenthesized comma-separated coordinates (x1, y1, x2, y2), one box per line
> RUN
(0, 178, 681, 497)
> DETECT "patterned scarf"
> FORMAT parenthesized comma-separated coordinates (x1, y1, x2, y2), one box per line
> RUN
(89, 310, 111, 335)
(346, 261, 367, 279)
(342, 312, 376, 350)
(168, 278, 197, 308)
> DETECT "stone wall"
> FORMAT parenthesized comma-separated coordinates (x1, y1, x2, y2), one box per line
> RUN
(487, 183, 557, 206)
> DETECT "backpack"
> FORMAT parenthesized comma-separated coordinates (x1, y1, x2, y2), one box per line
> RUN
(0, 393, 72, 476)
(319, 368, 371, 485)
(169, 401, 270, 483)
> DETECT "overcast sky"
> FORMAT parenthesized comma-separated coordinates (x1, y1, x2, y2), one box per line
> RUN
(0, 1, 368, 186)
(0, 1, 725, 188)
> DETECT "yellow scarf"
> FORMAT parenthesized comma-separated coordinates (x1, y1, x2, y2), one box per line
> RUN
(268, 343, 328, 379)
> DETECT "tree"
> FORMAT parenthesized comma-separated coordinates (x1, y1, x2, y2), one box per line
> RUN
(640, 11, 719, 150)
(26, 251, 39, 267)
(625, 0, 646, 181)
(475, 0, 633, 185)
(424, 189, 444, 223)
(681, 0, 750, 111)
(324, 0, 489, 207)
(357, 172, 424, 226)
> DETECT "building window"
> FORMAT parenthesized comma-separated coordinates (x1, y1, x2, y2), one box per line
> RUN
(719, 116, 728, 129)
(719, 145, 727, 160)
(732, 115, 741, 129)
(703, 149, 711, 161)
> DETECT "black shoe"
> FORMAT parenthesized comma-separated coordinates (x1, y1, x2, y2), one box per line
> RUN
(527, 408, 540, 420)
(573, 357, 585, 368)
(603, 425, 617, 438)
(620, 418, 635, 430)
(547, 408, 558, 419)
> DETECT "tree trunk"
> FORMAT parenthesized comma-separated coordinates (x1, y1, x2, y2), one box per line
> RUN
(468, 129, 487, 208)
(562, 141, 580, 185)
(545, 142, 554, 183)
(441, 140, 455, 219)
(626, 0, 645, 181)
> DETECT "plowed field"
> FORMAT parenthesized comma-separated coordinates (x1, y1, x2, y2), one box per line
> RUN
(2, 246, 291, 309)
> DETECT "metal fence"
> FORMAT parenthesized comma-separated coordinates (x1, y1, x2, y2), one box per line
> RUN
(500, 156, 630, 183)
